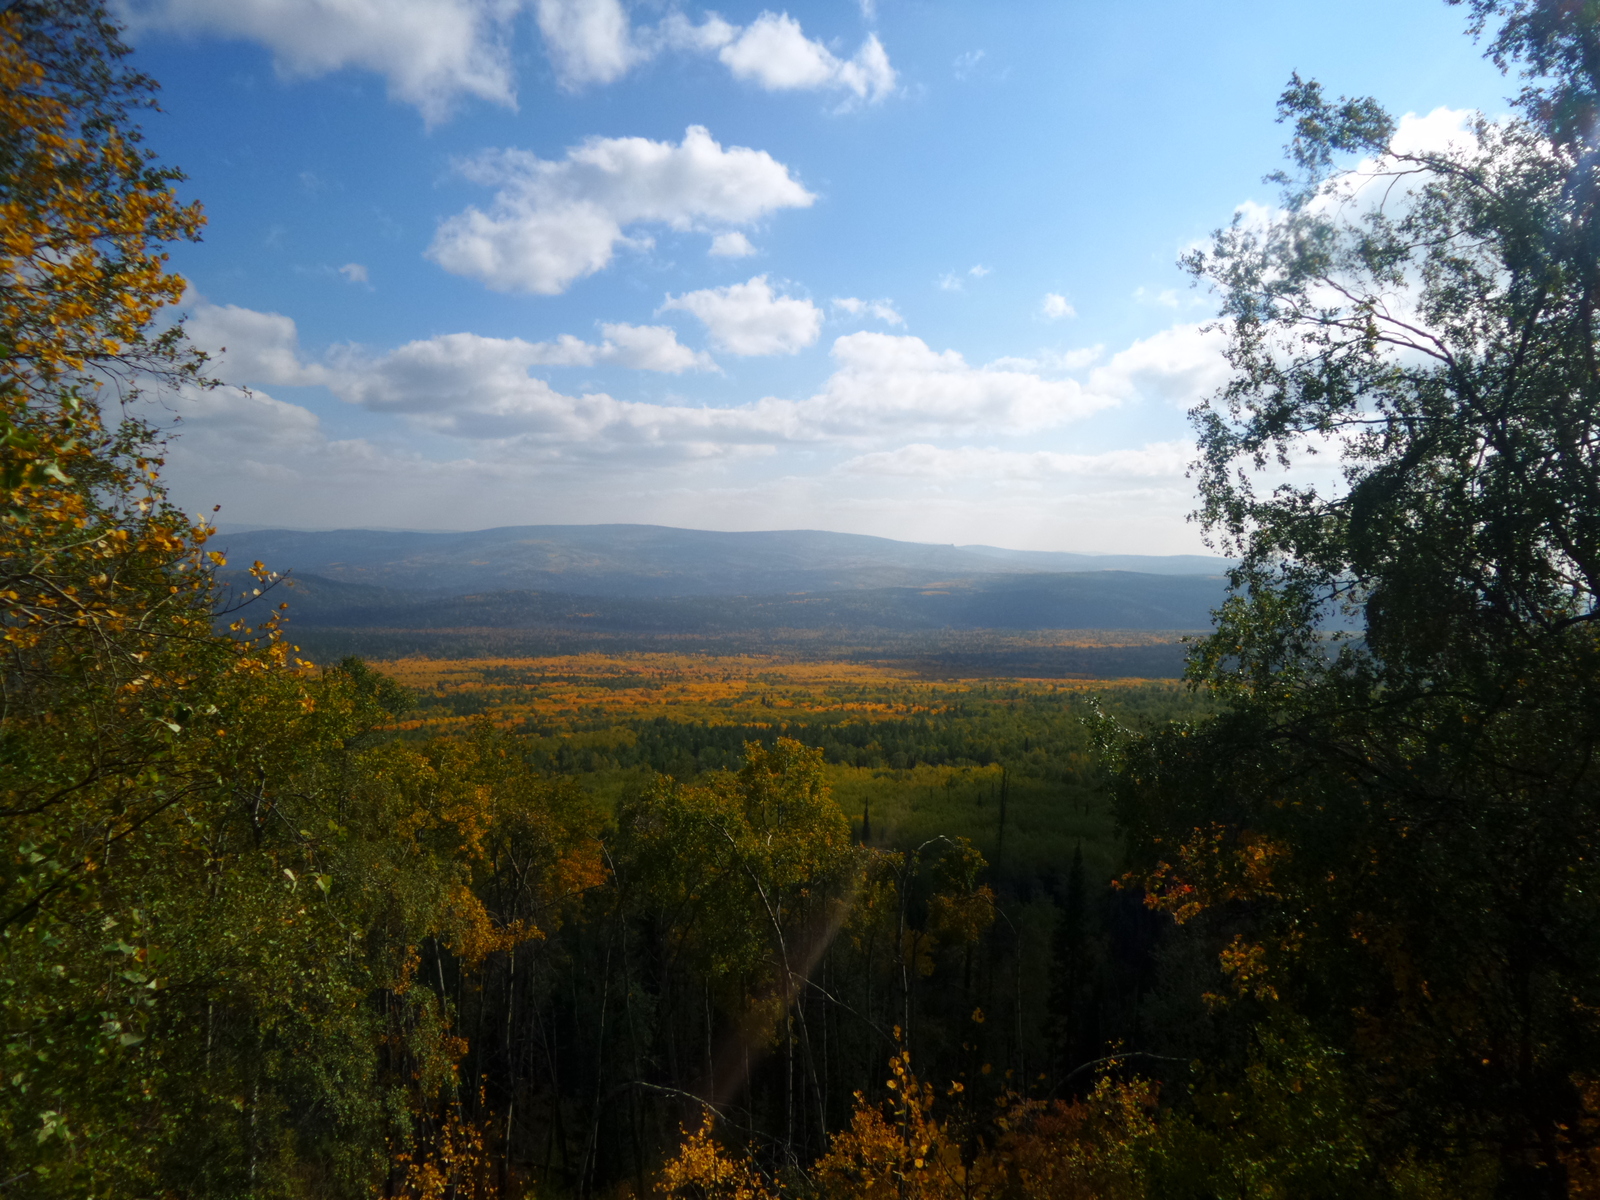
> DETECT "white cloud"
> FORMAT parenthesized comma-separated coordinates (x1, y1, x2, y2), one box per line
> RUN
(595, 323, 716, 372)
(510, 324, 715, 372)
(654, 11, 739, 53)
(534, 0, 639, 88)
(709, 231, 757, 257)
(126, 1, 900, 124)
(799, 333, 1114, 437)
(166, 305, 1187, 564)
(172, 382, 326, 452)
(158, 383, 1206, 553)
(953, 49, 984, 81)
(427, 126, 814, 294)
(839, 441, 1193, 480)
(182, 315, 752, 447)
(832, 297, 904, 325)
(327, 334, 628, 438)
(1041, 293, 1075, 320)
(660, 275, 822, 356)
(985, 346, 1103, 374)
(119, 0, 522, 124)
(1087, 323, 1230, 409)
(938, 273, 963, 292)
(969, 264, 990, 278)
(339, 262, 369, 285)
(1388, 106, 1479, 158)
(182, 302, 1112, 452)
(185, 301, 330, 387)
(710, 13, 895, 104)
(157, 305, 1240, 550)
(186, 299, 711, 389)
(533, 5, 897, 104)
(1205, 111, 1477, 249)
(1132, 286, 1181, 308)
(315, 332, 770, 446)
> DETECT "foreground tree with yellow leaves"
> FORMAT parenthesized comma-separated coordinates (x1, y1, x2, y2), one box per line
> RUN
(659, 1050, 1155, 1200)
(0, 7, 607, 1195)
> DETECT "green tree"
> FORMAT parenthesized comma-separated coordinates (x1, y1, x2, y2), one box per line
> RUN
(614, 740, 859, 1159)
(0, 8, 571, 1195)
(1110, 0, 1600, 1194)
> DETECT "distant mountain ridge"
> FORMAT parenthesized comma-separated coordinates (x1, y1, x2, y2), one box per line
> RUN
(269, 570, 1226, 634)
(215, 523, 1232, 599)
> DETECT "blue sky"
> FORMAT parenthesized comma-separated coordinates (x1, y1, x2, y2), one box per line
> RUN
(120, 0, 1509, 552)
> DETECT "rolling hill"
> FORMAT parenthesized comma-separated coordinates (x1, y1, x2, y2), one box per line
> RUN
(216, 525, 1233, 673)
(214, 523, 1231, 598)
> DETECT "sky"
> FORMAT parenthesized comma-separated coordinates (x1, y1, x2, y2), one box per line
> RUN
(115, 0, 1512, 553)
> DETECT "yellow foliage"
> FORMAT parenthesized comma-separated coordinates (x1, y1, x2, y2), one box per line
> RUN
(927, 886, 995, 949)
(658, 1113, 779, 1200)
(374, 654, 1168, 739)
(659, 1053, 1156, 1200)
(441, 881, 542, 969)
(392, 1100, 503, 1200)
(0, 13, 201, 396)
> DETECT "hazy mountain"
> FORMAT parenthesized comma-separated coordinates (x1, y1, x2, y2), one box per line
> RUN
(215, 524, 1231, 598)
(265, 570, 1224, 634)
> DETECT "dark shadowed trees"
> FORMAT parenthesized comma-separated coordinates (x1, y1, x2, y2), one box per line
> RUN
(1110, 1, 1600, 1194)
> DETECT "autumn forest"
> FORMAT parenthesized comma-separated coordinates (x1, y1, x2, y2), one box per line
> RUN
(9, 1, 1600, 1197)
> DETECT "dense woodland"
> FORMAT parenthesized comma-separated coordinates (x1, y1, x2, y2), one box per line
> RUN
(8, 0, 1600, 1196)
(226, 570, 1226, 642)
(279, 624, 1197, 684)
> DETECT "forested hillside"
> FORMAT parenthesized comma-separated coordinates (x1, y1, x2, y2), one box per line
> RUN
(211, 524, 1232, 596)
(256, 569, 1224, 646)
(7, 2, 1600, 1198)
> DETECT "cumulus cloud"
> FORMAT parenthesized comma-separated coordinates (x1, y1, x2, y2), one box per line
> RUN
(1087, 323, 1230, 409)
(156, 303, 1236, 548)
(708, 13, 894, 104)
(534, 0, 639, 87)
(427, 126, 814, 294)
(1040, 293, 1075, 320)
(336, 328, 1107, 443)
(158, 378, 1207, 552)
(797, 333, 1114, 437)
(182, 301, 1112, 454)
(832, 297, 904, 325)
(533, 5, 896, 103)
(173, 382, 327, 453)
(190, 300, 1226, 445)
(1387, 106, 1479, 160)
(119, 0, 522, 124)
(184, 301, 330, 387)
(593, 323, 716, 372)
(660, 275, 822, 356)
(126, 1, 899, 123)
(508, 324, 715, 372)
(327, 334, 629, 439)
(316, 331, 771, 446)
(709, 231, 757, 257)
(985, 346, 1104, 374)
(839, 441, 1193, 480)
(186, 300, 711, 394)
(339, 262, 370, 285)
